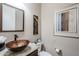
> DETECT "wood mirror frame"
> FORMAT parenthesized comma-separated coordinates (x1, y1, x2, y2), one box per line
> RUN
(0, 3, 24, 32)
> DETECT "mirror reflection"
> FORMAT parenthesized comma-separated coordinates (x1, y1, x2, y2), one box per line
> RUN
(0, 4, 24, 32)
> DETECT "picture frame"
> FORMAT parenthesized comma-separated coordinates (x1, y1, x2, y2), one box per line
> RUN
(33, 15, 38, 35)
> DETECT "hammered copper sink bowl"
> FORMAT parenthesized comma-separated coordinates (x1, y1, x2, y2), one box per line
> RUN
(6, 40, 30, 52)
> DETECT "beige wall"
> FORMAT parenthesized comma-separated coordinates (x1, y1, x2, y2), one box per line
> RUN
(41, 3, 79, 56)
(22, 3, 41, 42)
(0, 3, 41, 43)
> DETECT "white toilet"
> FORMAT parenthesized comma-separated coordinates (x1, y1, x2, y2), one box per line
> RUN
(36, 42, 52, 56)
(38, 51, 52, 56)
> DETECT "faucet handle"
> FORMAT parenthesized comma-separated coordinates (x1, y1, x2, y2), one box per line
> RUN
(14, 34, 18, 41)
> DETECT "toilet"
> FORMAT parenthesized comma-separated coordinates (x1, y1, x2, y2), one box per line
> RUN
(38, 51, 52, 56)
(36, 42, 52, 56)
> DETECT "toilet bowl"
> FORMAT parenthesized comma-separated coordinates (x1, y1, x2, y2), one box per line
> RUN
(38, 51, 52, 56)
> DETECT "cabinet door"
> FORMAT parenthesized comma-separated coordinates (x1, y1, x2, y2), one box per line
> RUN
(27, 50, 38, 56)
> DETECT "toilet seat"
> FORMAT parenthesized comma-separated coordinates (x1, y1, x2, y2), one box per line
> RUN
(38, 51, 52, 56)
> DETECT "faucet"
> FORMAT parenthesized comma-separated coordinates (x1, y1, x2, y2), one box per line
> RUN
(14, 34, 18, 41)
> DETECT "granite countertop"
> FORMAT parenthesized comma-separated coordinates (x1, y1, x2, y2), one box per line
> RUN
(0, 43, 39, 56)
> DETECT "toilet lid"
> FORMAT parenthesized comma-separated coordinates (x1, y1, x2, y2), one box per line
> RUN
(38, 51, 52, 56)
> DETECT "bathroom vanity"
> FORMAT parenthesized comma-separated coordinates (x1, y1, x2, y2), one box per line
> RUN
(0, 43, 39, 56)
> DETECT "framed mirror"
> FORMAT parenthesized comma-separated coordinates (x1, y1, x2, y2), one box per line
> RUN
(54, 4, 79, 37)
(56, 7, 77, 33)
(0, 3, 24, 32)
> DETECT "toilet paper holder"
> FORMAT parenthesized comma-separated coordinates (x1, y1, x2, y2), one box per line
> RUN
(55, 48, 63, 56)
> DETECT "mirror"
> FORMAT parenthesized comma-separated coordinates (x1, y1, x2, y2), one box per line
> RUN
(0, 4, 24, 32)
(56, 8, 77, 33)
(54, 4, 79, 37)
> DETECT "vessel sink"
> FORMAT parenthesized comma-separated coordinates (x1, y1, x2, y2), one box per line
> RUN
(6, 40, 30, 52)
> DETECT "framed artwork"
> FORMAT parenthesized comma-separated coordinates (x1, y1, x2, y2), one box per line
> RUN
(33, 15, 38, 35)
